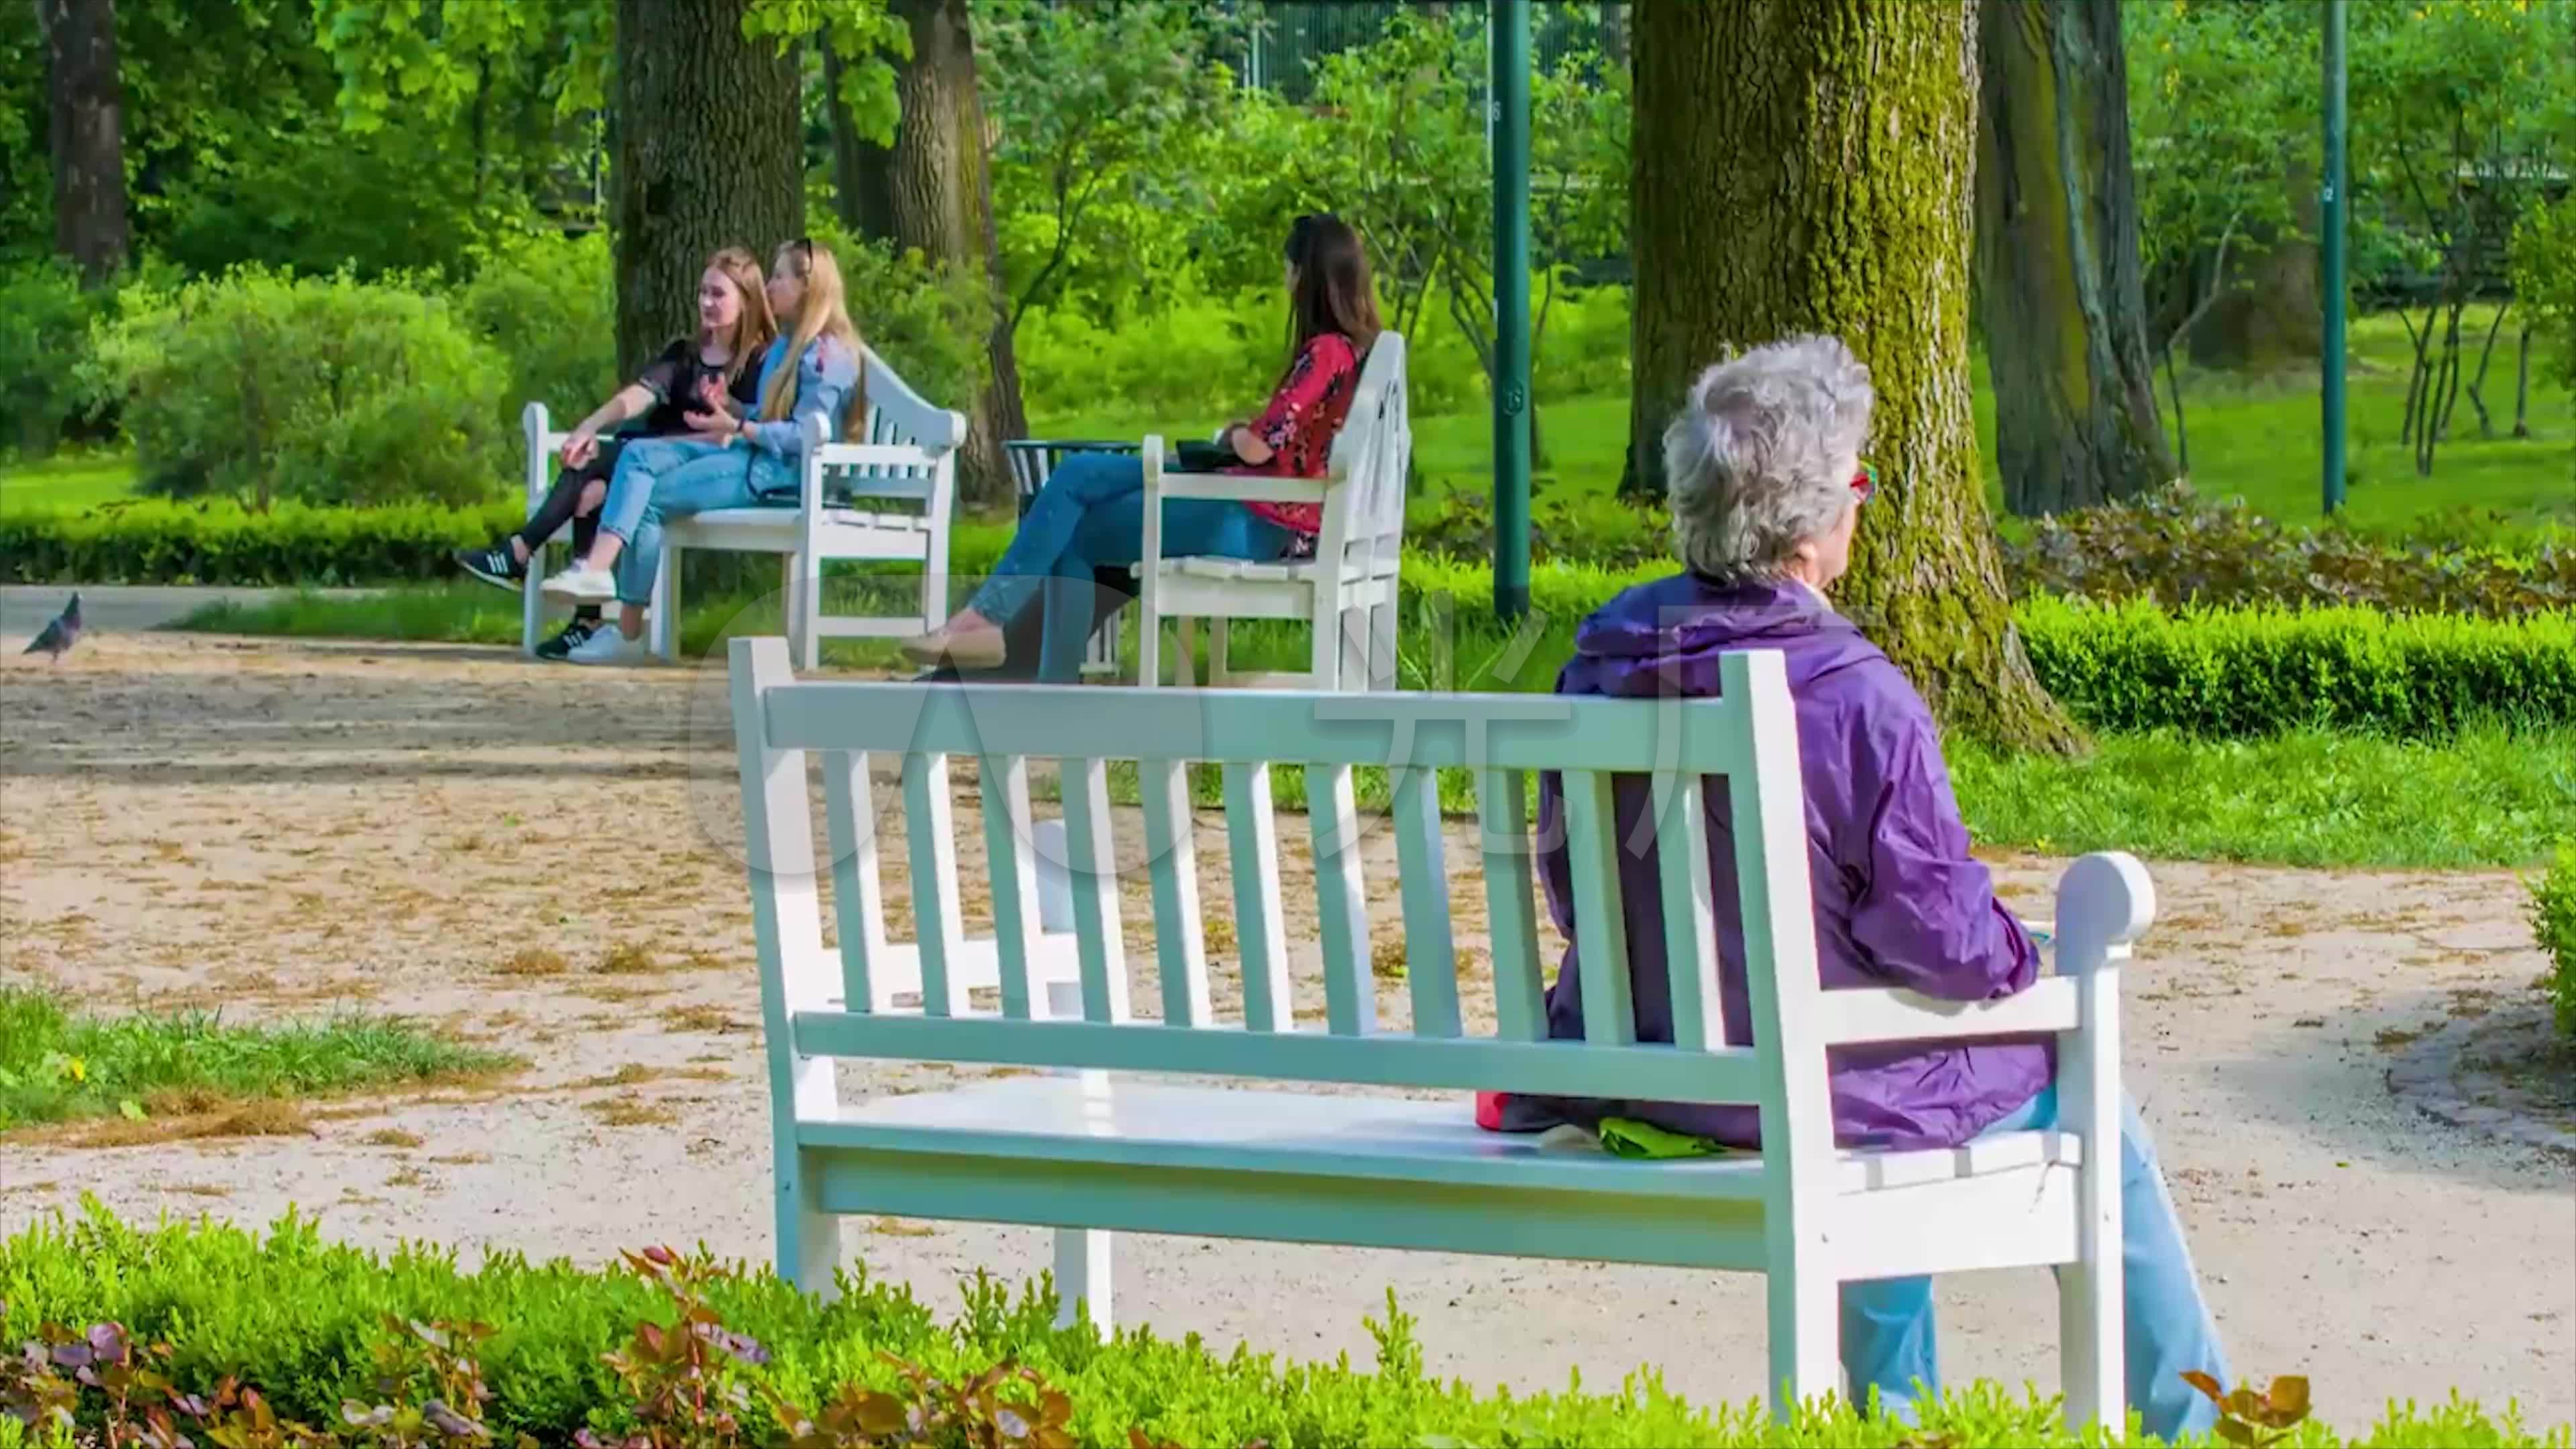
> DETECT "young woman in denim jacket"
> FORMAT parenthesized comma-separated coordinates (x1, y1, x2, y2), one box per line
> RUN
(458, 247, 775, 661)
(542, 237, 863, 663)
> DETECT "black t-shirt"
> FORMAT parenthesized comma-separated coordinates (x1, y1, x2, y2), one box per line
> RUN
(634, 338, 763, 437)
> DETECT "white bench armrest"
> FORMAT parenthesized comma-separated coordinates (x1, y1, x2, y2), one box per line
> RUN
(1142, 435, 1335, 505)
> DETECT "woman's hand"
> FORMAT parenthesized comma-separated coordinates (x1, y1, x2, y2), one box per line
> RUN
(686, 379, 741, 440)
(559, 428, 600, 469)
(1227, 423, 1276, 466)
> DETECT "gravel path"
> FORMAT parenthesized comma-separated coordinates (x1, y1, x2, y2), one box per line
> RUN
(1, 630, 2568, 1428)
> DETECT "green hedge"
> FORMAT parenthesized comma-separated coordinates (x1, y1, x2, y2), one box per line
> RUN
(2017, 597, 2576, 740)
(0, 498, 527, 588)
(0, 1205, 2559, 1448)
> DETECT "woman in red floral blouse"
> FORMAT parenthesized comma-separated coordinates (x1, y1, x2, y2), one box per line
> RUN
(903, 213, 1383, 681)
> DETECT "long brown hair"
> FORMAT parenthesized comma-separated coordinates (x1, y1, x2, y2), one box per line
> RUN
(1281, 213, 1381, 378)
(703, 247, 776, 386)
(761, 237, 867, 440)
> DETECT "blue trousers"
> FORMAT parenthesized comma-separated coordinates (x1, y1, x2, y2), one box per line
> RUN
(1841, 1085, 2230, 1441)
(597, 438, 792, 606)
(969, 451, 1294, 683)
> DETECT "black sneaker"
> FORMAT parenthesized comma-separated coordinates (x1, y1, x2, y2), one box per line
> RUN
(455, 542, 525, 590)
(535, 618, 600, 661)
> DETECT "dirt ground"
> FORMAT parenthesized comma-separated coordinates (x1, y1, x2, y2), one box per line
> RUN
(1, 630, 2569, 1430)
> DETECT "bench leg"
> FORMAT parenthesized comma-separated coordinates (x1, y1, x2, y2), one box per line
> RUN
(1138, 608, 1163, 690)
(1764, 1267, 1837, 1421)
(522, 546, 545, 657)
(651, 545, 681, 662)
(1040, 977, 1114, 1332)
(777, 1148, 843, 1304)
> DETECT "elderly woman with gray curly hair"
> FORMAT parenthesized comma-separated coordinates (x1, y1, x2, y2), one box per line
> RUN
(1473, 334, 2232, 1438)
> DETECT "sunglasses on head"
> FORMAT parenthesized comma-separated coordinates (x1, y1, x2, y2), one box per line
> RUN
(1851, 461, 1878, 505)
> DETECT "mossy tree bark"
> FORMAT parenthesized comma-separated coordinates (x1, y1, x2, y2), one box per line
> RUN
(38, 0, 130, 284)
(1624, 0, 2079, 753)
(879, 0, 1024, 509)
(612, 0, 804, 380)
(1975, 0, 2176, 516)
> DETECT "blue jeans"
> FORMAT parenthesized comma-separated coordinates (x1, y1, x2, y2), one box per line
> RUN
(1841, 1086, 2229, 1441)
(597, 439, 792, 606)
(967, 451, 1295, 683)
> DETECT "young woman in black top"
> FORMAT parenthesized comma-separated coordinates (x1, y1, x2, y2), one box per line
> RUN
(455, 246, 777, 659)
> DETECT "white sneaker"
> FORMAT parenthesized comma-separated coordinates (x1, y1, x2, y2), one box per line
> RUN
(541, 566, 619, 604)
(565, 625, 649, 665)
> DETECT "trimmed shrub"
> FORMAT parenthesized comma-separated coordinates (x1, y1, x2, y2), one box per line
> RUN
(2016, 597, 2576, 740)
(0, 1205, 2559, 1448)
(0, 497, 523, 587)
(2532, 843, 2576, 1041)
(86, 265, 512, 509)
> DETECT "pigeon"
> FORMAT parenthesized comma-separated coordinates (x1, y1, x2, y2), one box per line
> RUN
(21, 591, 81, 663)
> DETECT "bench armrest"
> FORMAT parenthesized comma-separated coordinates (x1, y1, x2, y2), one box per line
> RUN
(1142, 434, 1335, 505)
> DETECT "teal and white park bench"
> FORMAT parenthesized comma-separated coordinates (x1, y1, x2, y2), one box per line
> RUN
(723, 635, 2152, 1428)
(519, 348, 967, 669)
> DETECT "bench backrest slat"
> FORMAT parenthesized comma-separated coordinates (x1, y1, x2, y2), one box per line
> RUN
(1222, 762, 1295, 1032)
(822, 750, 890, 1012)
(902, 753, 967, 1017)
(1140, 761, 1214, 1028)
(1059, 757, 1133, 1024)
(1560, 769, 1639, 1046)
(1307, 763, 1376, 1036)
(1652, 773, 1729, 1053)
(1389, 765, 1462, 1038)
(731, 649, 1831, 1129)
(977, 754, 1046, 1021)
(1476, 766, 1549, 1042)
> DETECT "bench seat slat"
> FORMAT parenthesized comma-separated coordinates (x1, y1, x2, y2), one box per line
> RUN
(792, 1010, 1760, 1103)
(798, 1077, 2079, 1201)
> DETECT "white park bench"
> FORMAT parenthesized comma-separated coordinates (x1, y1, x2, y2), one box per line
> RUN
(519, 349, 967, 669)
(723, 633, 2148, 1428)
(1134, 331, 1411, 691)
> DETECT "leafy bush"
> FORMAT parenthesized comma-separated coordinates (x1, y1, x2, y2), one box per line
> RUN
(453, 229, 619, 439)
(2532, 843, 2576, 1042)
(2002, 485, 2575, 617)
(2015, 597, 2576, 740)
(830, 233, 997, 425)
(0, 261, 112, 458)
(85, 265, 512, 509)
(0, 1205, 2562, 1448)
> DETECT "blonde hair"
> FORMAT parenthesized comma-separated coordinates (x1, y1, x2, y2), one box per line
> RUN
(704, 246, 777, 387)
(762, 238, 866, 439)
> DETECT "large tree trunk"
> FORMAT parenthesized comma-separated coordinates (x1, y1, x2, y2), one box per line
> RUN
(38, 0, 130, 284)
(881, 0, 1024, 509)
(824, 44, 898, 243)
(1625, 0, 2078, 753)
(1974, 0, 2175, 516)
(612, 0, 804, 380)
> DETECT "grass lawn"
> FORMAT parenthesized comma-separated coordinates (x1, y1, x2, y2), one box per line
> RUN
(1038, 306, 2575, 543)
(0, 985, 517, 1136)
(170, 583, 2575, 871)
(0, 451, 148, 511)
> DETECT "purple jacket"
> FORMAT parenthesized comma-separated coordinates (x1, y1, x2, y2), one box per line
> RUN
(1529, 574, 2049, 1151)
